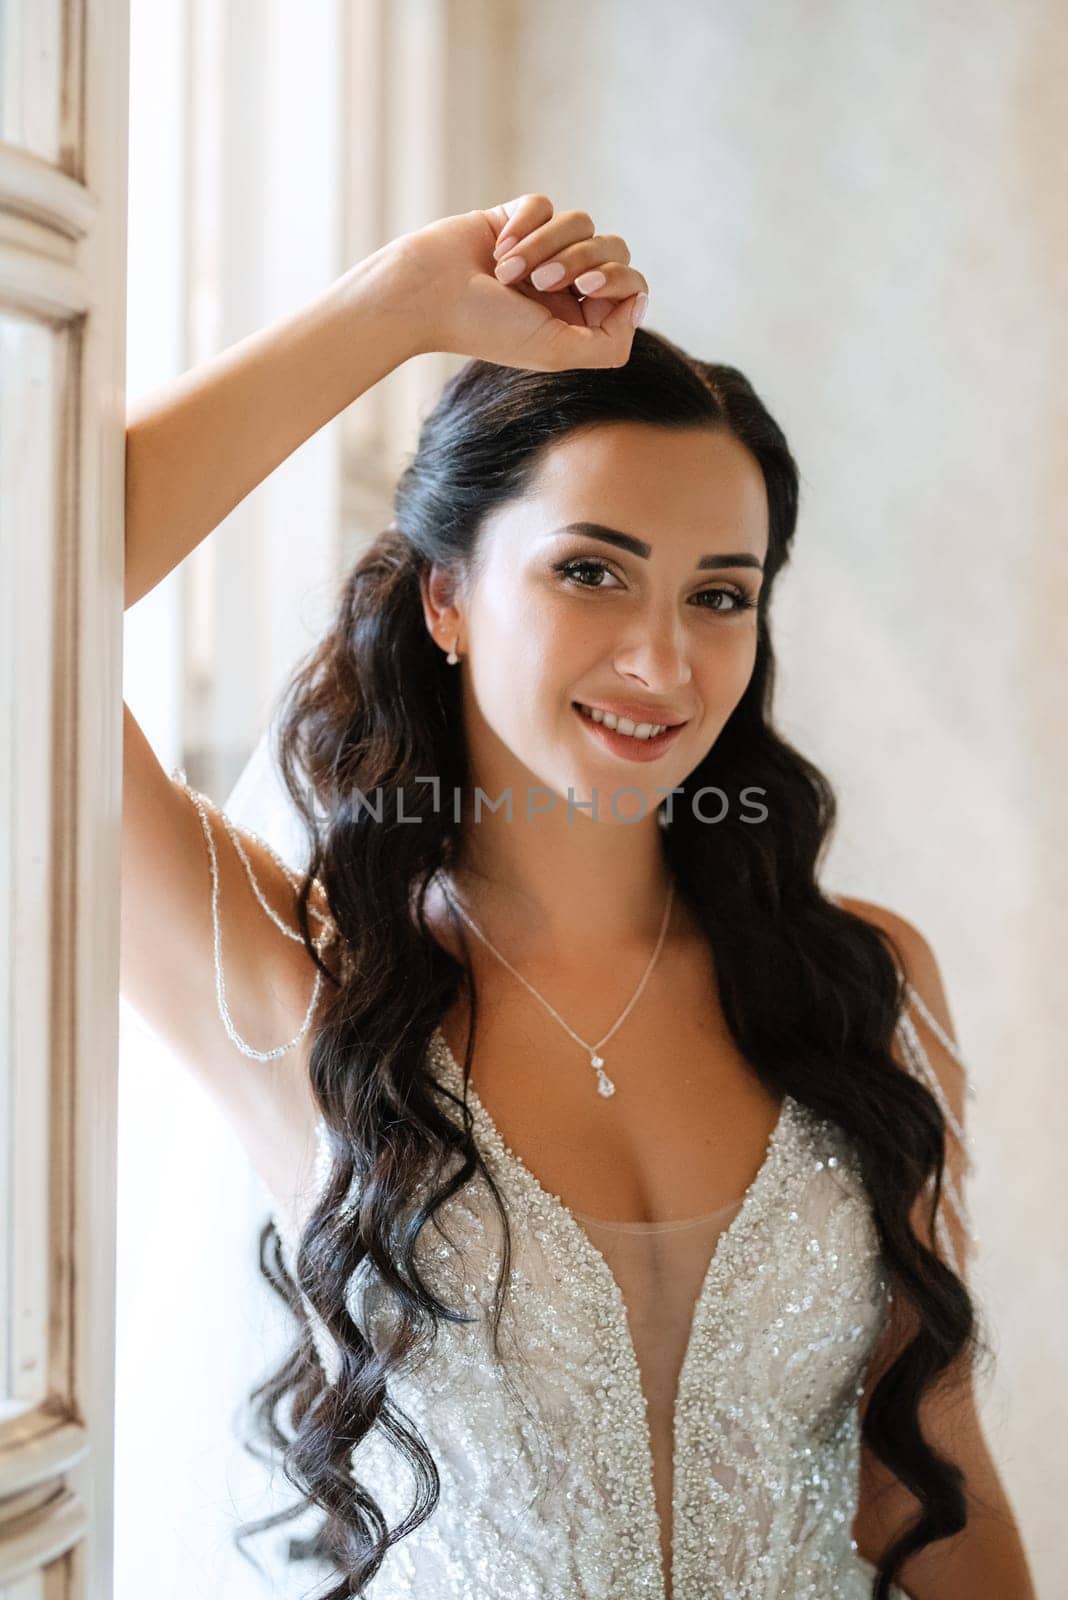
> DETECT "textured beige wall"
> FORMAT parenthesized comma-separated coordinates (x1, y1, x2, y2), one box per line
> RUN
(461, 0, 1065, 1583)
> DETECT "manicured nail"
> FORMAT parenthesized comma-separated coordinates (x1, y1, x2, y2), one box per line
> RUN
(574, 269, 606, 294)
(494, 234, 519, 259)
(531, 262, 566, 290)
(496, 255, 527, 283)
(631, 292, 649, 327)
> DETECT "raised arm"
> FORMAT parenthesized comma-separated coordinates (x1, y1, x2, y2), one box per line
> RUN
(121, 234, 430, 1197)
(124, 239, 428, 608)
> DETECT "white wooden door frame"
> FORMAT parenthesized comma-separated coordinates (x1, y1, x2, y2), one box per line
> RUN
(0, 0, 130, 1592)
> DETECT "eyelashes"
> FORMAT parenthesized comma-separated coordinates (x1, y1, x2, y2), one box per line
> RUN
(552, 556, 759, 615)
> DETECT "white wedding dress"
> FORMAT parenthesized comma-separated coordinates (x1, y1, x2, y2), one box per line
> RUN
(267, 994, 968, 1600)
(199, 755, 971, 1600)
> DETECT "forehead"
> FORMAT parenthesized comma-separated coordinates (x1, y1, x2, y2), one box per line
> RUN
(509, 422, 769, 555)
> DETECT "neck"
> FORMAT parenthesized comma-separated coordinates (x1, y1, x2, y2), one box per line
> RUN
(438, 821, 683, 967)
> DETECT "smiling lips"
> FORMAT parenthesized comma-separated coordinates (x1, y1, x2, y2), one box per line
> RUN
(573, 700, 687, 734)
(572, 701, 686, 760)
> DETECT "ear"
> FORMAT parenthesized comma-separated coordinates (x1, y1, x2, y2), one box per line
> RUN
(420, 561, 465, 654)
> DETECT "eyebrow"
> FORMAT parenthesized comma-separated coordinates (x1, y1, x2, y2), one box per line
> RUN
(548, 521, 764, 572)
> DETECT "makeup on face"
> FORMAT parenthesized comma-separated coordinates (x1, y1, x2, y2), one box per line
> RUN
(543, 522, 763, 618)
(571, 700, 688, 763)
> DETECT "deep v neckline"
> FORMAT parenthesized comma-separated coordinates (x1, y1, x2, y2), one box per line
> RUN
(430, 1023, 795, 1302)
(429, 1023, 799, 1600)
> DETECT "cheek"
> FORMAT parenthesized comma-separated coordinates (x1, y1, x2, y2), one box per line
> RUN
(470, 619, 560, 730)
(699, 627, 759, 706)
(524, 606, 599, 688)
(476, 586, 550, 669)
(488, 577, 574, 650)
(733, 630, 760, 687)
(687, 633, 754, 729)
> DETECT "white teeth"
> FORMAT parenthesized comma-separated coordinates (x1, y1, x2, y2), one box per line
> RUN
(577, 703, 667, 740)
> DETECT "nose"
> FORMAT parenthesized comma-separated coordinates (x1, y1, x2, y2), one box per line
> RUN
(613, 605, 693, 692)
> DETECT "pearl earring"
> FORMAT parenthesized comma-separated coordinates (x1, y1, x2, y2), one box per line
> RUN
(446, 637, 459, 665)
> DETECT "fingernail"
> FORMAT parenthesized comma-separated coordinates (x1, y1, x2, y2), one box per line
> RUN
(575, 269, 606, 294)
(496, 255, 526, 284)
(631, 292, 649, 328)
(531, 262, 565, 290)
(494, 235, 519, 260)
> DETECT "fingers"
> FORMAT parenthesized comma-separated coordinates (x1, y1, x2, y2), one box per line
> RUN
(484, 193, 650, 369)
(487, 193, 556, 256)
(493, 206, 598, 264)
(549, 232, 633, 273)
(497, 246, 648, 313)
(490, 202, 646, 314)
(537, 297, 648, 371)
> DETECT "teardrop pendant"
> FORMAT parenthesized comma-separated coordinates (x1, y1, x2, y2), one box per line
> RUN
(590, 1052, 616, 1097)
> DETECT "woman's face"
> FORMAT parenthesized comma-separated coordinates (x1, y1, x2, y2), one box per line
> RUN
(431, 421, 770, 830)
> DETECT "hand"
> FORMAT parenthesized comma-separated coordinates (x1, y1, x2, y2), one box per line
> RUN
(395, 194, 649, 370)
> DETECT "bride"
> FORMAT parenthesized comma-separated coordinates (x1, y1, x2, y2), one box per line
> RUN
(120, 194, 1036, 1599)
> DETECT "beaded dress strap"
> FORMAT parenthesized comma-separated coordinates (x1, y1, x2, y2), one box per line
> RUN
(171, 768, 334, 1062)
(896, 978, 979, 1273)
(826, 890, 978, 1273)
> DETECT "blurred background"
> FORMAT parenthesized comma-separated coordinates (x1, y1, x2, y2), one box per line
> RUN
(118, 1, 1067, 1593)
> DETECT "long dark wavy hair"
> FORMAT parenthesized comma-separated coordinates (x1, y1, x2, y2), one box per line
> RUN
(232, 326, 990, 1599)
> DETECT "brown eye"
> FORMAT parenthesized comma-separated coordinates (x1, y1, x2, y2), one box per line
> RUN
(554, 557, 622, 590)
(692, 586, 756, 613)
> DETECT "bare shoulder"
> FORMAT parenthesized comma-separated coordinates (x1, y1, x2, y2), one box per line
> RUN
(835, 894, 959, 1060)
(836, 893, 973, 1270)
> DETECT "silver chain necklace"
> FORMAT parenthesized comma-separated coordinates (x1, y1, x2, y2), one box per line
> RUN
(437, 873, 676, 1099)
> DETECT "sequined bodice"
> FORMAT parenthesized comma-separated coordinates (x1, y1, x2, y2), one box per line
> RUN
(272, 1026, 911, 1599)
